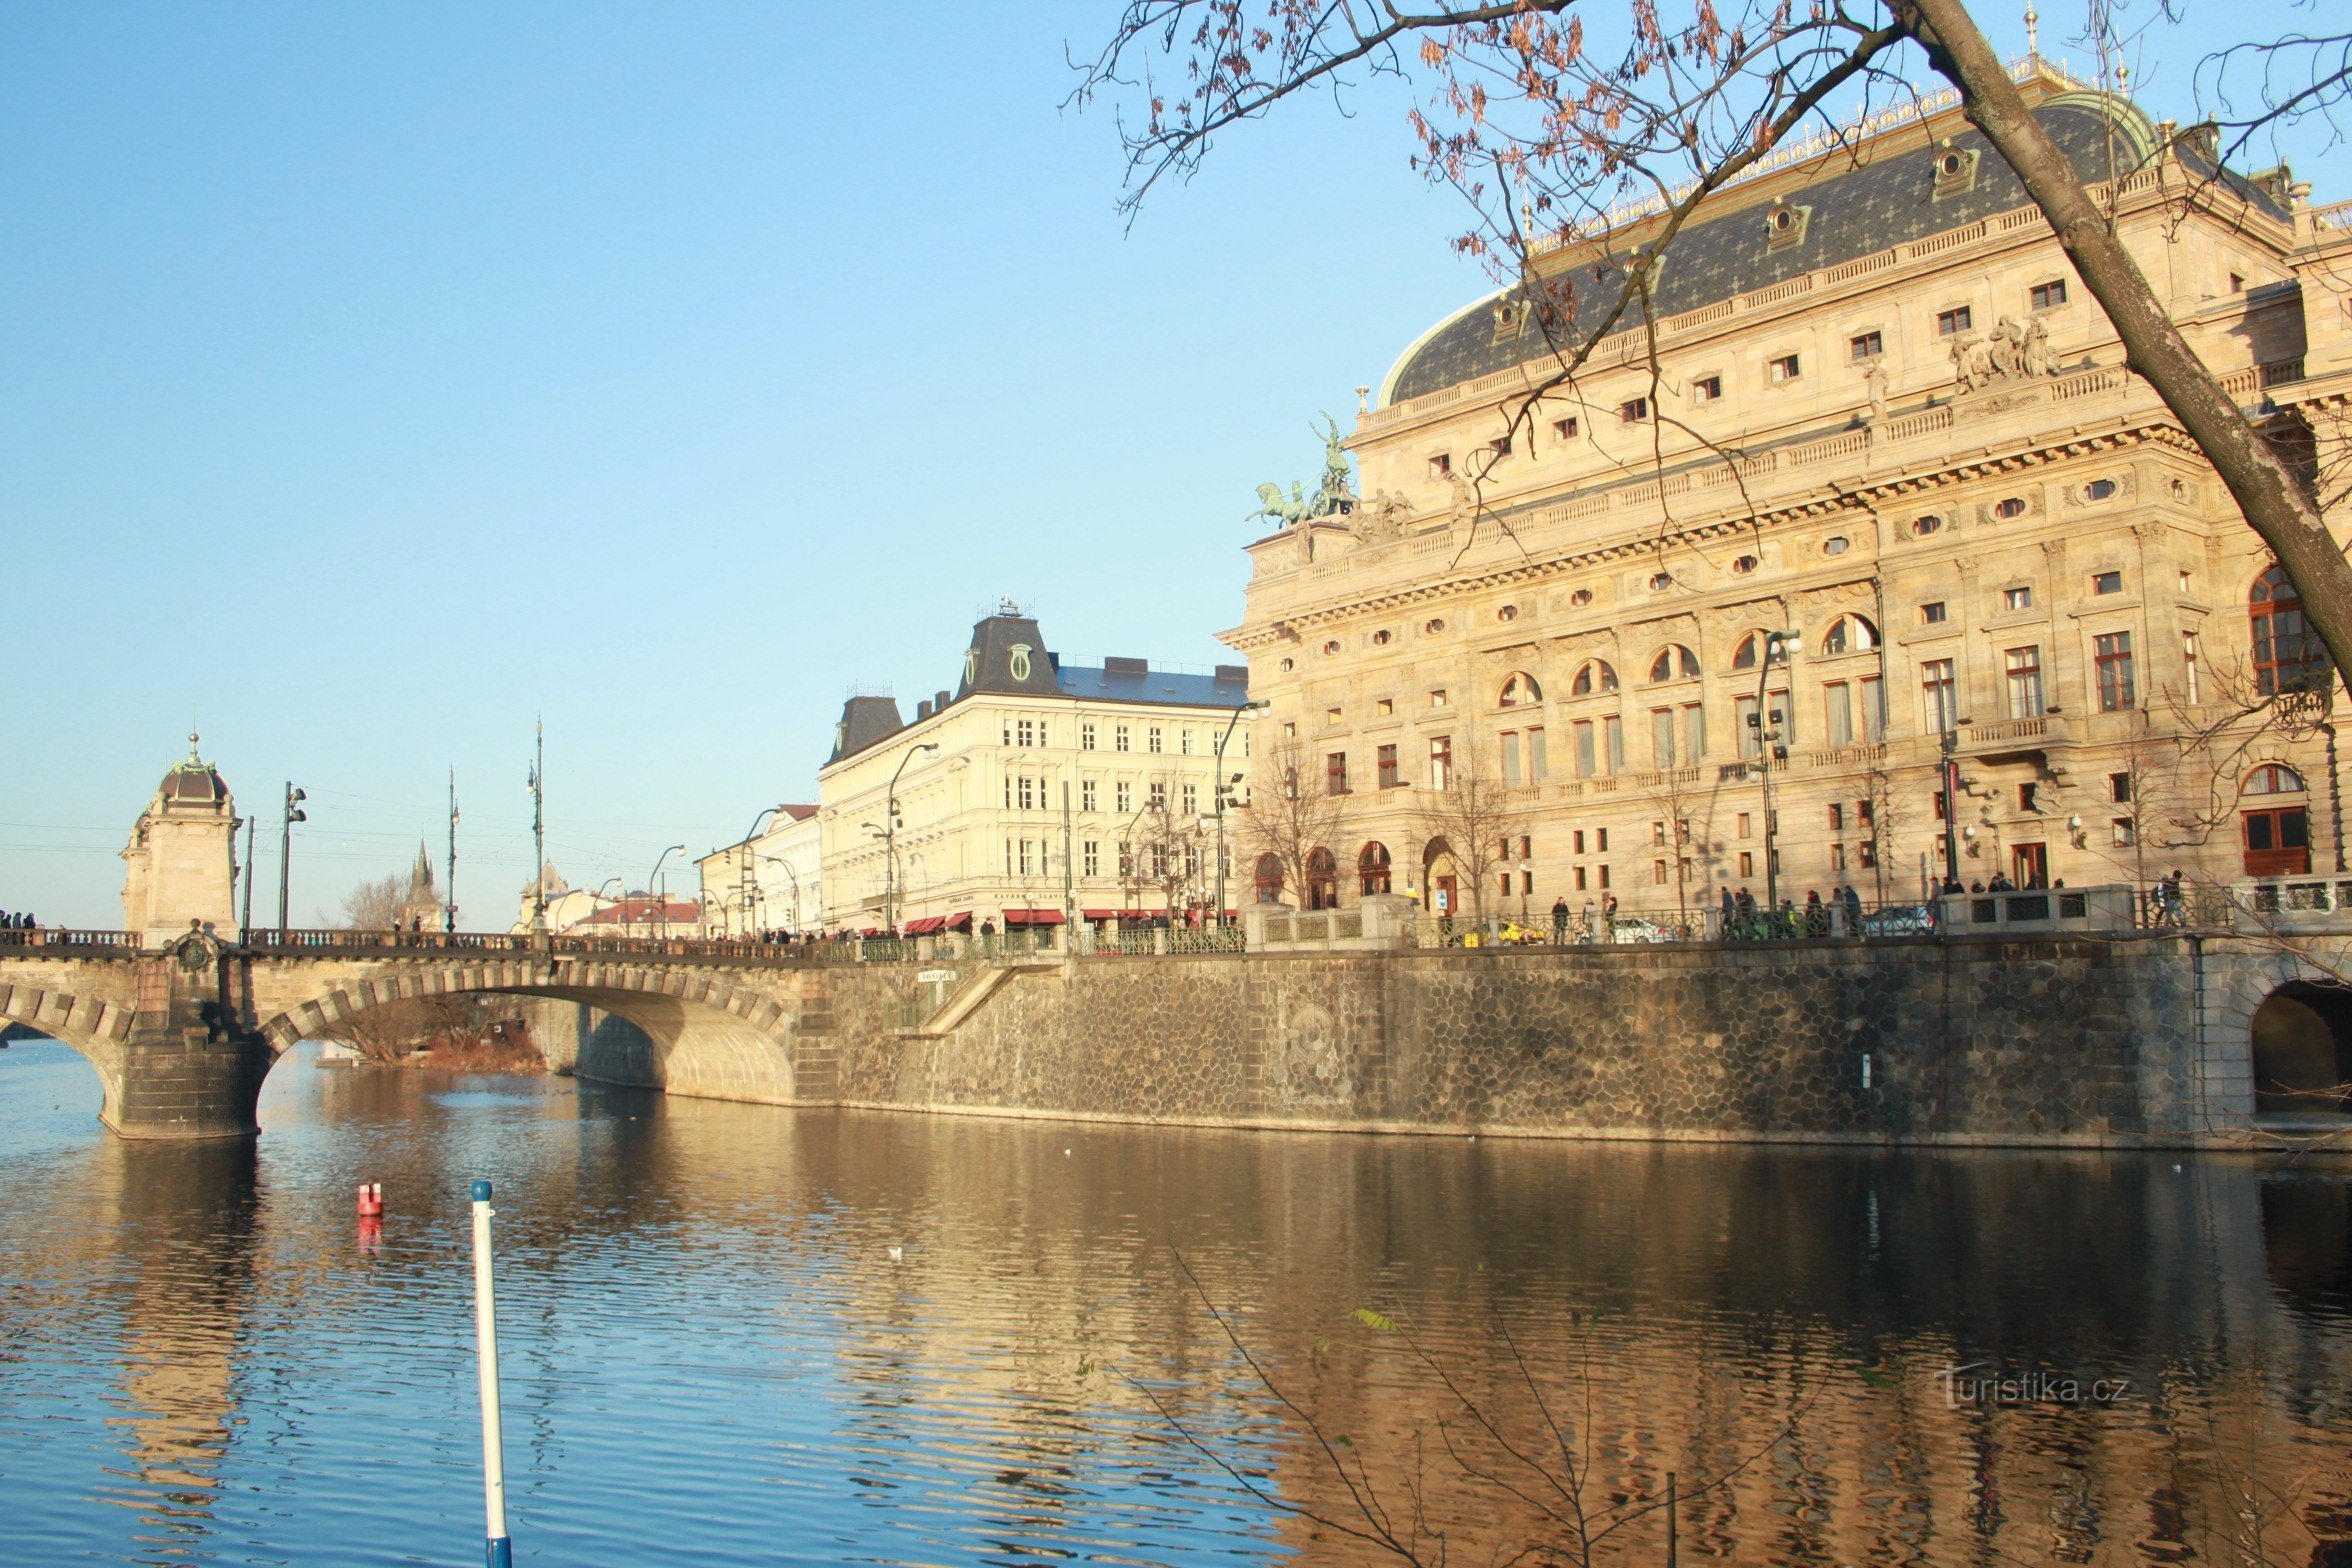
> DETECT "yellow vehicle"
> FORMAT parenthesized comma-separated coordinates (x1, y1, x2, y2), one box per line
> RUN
(1456, 921, 1549, 947)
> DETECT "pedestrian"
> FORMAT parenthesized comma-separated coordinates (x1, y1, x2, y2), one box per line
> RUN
(1843, 883, 1864, 932)
(1804, 889, 1827, 937)
(1550, 894, 1569, 944)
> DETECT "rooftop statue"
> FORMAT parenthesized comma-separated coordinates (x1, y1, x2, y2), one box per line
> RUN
(1951, 313, 2056, 392)
(1249, 481, 1310, 529)
(1310, 412, 1356, 512)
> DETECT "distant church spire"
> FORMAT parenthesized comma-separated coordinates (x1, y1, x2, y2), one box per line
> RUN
(410, 840, 436, 896)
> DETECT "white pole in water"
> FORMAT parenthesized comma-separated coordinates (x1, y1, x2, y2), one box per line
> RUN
(470, 1178, 512, 1568)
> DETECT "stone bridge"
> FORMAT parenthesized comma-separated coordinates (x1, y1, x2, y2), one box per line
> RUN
(0, 929, 836, 1139)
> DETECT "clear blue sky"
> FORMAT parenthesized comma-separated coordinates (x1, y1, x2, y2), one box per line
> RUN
(0, 2, 2318, 925)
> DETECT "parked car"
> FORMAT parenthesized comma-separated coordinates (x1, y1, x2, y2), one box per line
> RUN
(1860, 902, 1937, 936)
(1609, 916, 1677, 944)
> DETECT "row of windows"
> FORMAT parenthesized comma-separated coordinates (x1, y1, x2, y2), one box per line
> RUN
(1427, 281, 2078, 471)
(1002, 719, 1247, 757)
(1003, 840, 1221, 880)
(1004, 776, 1229, 815)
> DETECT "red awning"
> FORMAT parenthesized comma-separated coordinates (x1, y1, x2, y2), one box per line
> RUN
(942, 911, 973, 931)
(1002, 908, 1066, 926)
(902, 915, 945, 935)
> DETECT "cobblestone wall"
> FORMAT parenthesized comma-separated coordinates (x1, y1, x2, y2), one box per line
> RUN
(811, 939, 2207, 1146)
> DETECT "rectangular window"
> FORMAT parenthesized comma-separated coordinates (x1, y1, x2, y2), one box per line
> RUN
(1684, 704, 1705, 763)
(1824, 682, 1853, 747)
(1922, 658, 1958, 734)
(1769, 353, 1802, 383)
(2183, 630, 2202, 704)
(1083, 840, 1099, 877)
(2110, 771, 2133, 804)
(1377, 743, 1399, 788)
(1653, 820, 1668, 847)
(1859, 840, 1878, 868)
(1119, 843, 1135, 878)
(1182, 783, 1199, 814)
(1552, 416, 1580, 441)
(1081, 721, 1097, 751)
(1148, 726, 1164, 754)
(1651, 707, 1677, 768)
(1653, 860, 1669, 886)
(1116, 781, 1132, 812)
(2092, 570, 2123, 596)
(1597, 828, 1609, 852)
(1430, 689, 1449, 708)
(1429, 735, 1453, 790)
(1115, 725, 1130, 753)
(1831, 843, 1847, 872)
(1325, 706, 1343, 726)
(1850, 330, 1883, 361)
(1501, 731, 1523, 785)
(1016, 718, 1034, 747)
(2113, 817, 2137, 847)
(1017, 776, 1035, 810)
(1935, 790, 1949, 823)
(2003, 586, 2033, 611)
(1692, 374, 1723, 402)
(1599, 865, 1611, 889)
(1489, 434, 1512, 458)
(1573, 830, 1587, 855)
(1737, 812, 1752, 839)
(2017, 782, 2039, 813)
(1736, 693, 1761, 759)
(1018, 840, 1034, 875)
(2096, 632, 2136, 711)
(1181, 729, 1194, 755)
(1429, 452, 1452, 479)
(1574, 720, 1596, 778)
(1921, 601, 1948, 625)
(1326, 752, 1349, 795)
(1006, 839, 1014, 875)
(1603, 715, 1623, 774)
(1148, 781, 1167, 810)
(1527, 727, 1547, 780)
(1936, 305, 1974, 337)
(2005, 645, 2045, 719)
(1619, 396, 1651, 423)
(2030, 278, 2068, 310)
(1739, 851, 1755, 877)
(1376, 698, 1394, 716)
(1860, 676, 1885, 742)
(1828, 803, 1846, 832)
(1574, 866, 1587, 891)
(1081, 779, 1097, 812)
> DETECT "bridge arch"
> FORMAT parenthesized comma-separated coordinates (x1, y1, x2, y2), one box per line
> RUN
(0, 970, 135, 1121)
(2249, 981, 2352, 1119)
(252, 956, 804, 1105)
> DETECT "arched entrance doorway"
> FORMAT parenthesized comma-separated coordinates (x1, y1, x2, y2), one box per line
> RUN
(2250, 982, 2352, 1118)
(1421, 836, 1457, 918)
(2241, 763, 2313, 877)
(1254, 853, 1286, 905)
(1305, 847, 1340, 911)
(1358, 841, 1392, 896)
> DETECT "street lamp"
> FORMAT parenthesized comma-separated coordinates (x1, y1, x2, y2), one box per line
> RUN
(758, 854, 802, 936)
(1747, 629, 1800, 916)
(648, 844, 685, 940)
(731, 804, 787, 938)
(1213, 699, 1269, 927)
(883, 742, 939, 934)
(277, 783, 307, 940)
(1518, 857, 1532, 923)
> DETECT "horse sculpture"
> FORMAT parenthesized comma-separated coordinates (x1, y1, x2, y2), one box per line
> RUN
(1249, 481, 1309, 529)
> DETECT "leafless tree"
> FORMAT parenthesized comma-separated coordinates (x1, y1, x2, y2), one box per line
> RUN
(335, 872, 406, 931)
(1634, 764, 1725, 924)
(1411, 727, 1513, 928)
(1077, 0, 2352, 676)
(1243, 735, 1356, 908)
(1121, 765, 1211, 917)
(1858, 756, 1911, 904)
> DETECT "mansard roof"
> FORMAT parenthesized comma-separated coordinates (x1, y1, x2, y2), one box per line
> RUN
(1383, 90, 2287, 406)
(828, 695, 905, 765)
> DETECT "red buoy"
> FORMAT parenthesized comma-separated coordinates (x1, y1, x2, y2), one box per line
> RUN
(356, 1181, 384, 1218)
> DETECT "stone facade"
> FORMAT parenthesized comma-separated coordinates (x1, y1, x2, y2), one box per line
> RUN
(696, 805, 820, 936)
(119, 739, 241, 947)
(1224, 68, 2352, 926)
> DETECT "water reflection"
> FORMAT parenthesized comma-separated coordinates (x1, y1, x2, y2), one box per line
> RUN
(0, 1037, 2348, 1565)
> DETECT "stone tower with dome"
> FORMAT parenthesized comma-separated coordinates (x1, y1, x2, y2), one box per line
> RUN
(120, 735, 242, 947)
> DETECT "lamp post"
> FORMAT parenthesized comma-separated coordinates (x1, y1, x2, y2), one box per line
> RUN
(1518, 857, 1532, 923)
(733, 804, 786, 939)
(1747, 630, 1799, 916)
(527, 723, 547, 937)
(277, 783, 306, 939)
(882, 742, 939, 934)
(1213, 699, 1268, 927)
(759, 854, 802, 935)
(648, 844, 685, 941)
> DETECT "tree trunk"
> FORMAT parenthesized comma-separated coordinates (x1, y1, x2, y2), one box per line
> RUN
(1895, 0, 2352, 677)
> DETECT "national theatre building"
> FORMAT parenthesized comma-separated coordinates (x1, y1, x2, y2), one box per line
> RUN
(1225, 62, 2352, 921)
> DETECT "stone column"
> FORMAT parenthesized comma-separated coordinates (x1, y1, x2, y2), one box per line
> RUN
(105, 953, 272, 1140)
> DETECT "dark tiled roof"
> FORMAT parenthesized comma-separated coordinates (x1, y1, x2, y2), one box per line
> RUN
(957, 615, 1065, 701)
(159, 761, 228, 805)
(1056, 662, 1250, 709)
(1386, 93, 2283, 404)
(829, 695, 905, 764)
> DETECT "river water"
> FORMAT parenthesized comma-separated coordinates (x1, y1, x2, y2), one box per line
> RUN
(3, 1037, 2350, 1567)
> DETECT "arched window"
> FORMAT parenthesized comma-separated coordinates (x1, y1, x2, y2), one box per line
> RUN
(1358, 841, 1393, 895)
(1648, 645, 1700, 684)
(1571, 660, 1619, 696)
(1731, 631, 1791, 672)
(1819, 614, 1880, 656)
(2252, 566, 2328, 694)
(1254, 853, 1286, 903)
(1499, 672, 1543, 707)
(2246, 763, 2308, 795)
(1306, 847, 1340, 911)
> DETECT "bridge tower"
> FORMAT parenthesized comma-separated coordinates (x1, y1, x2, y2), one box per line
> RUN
(121, 735, 241, 948)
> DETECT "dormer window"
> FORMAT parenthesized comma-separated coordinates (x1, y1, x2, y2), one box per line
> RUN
(1764, 202, 1811, 253)
(1009, 644, 1034, 681)
(1931, 145, 1981, 199)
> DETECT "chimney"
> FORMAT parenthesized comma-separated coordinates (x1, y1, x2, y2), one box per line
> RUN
(935, 689, 951, 710)
(915, 699, 933, 720)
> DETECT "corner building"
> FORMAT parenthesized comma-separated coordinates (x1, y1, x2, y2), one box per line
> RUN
(1228, 63, 2352, 917)
(818, 610, 1255, 934)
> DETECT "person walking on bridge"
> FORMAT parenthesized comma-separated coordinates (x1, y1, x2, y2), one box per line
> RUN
(1550, 895, 1569, 945)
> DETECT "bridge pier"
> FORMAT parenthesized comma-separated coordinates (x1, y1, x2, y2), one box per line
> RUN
(104, 946, 272, 1140)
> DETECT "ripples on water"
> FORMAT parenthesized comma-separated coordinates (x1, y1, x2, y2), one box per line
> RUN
(2, 1037, 2349, 1566)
